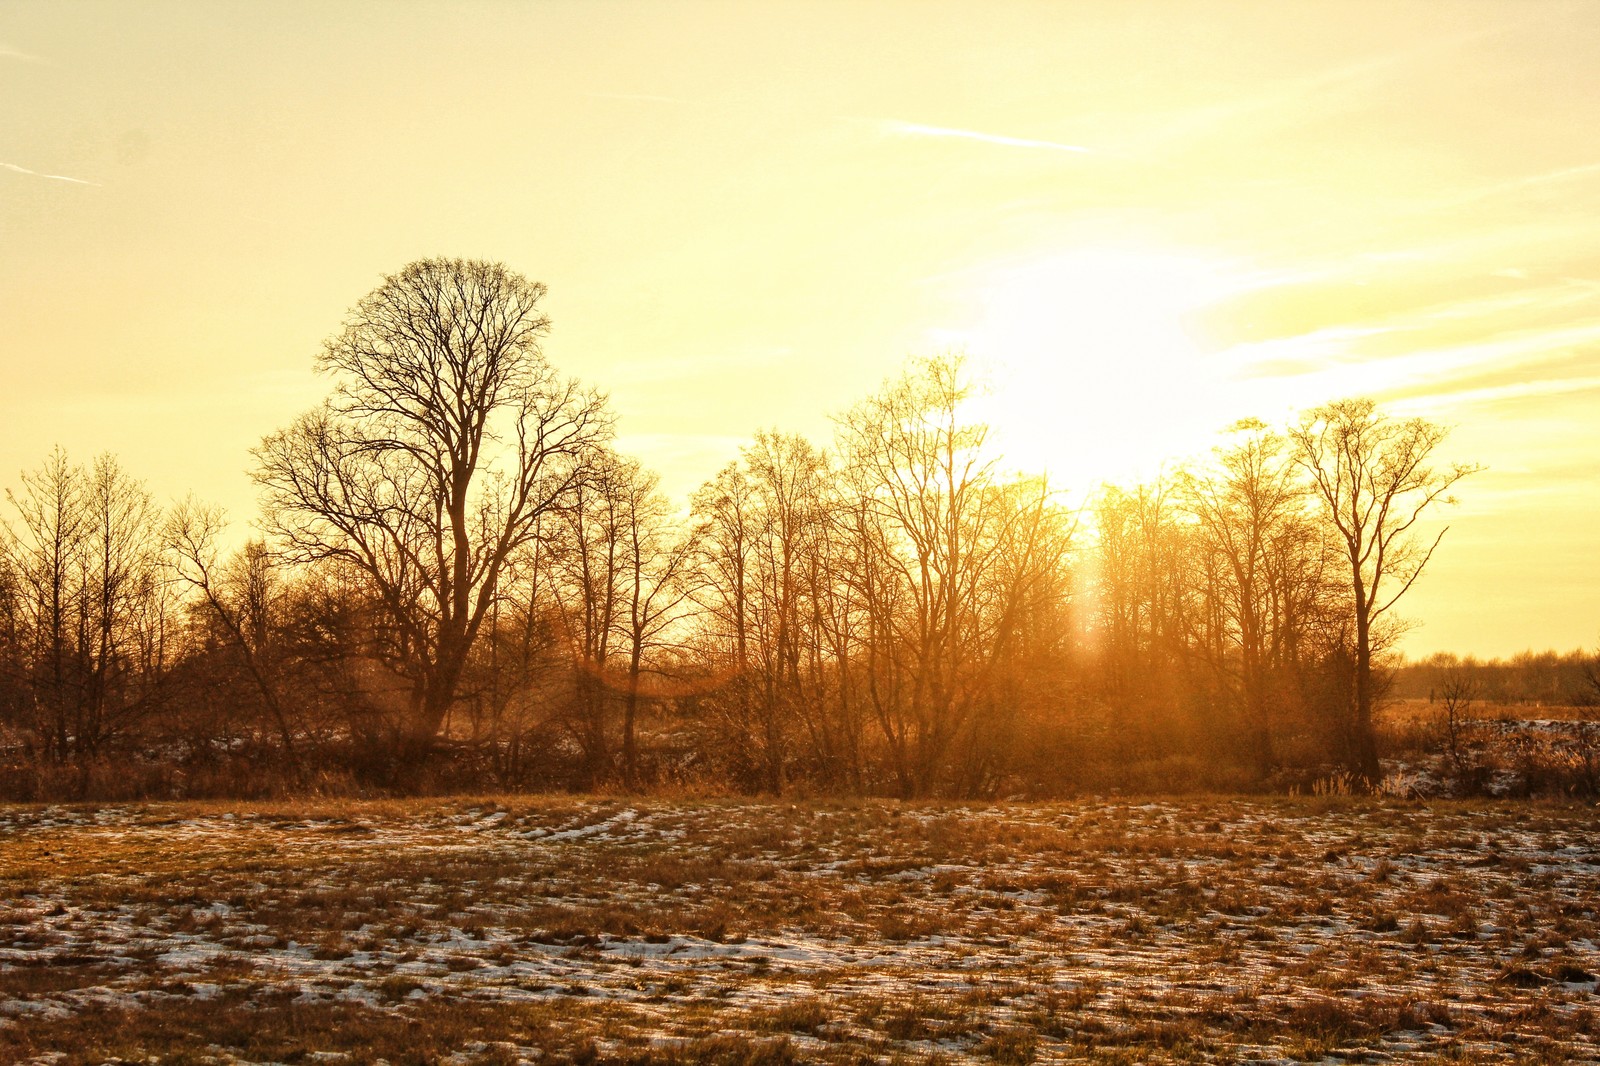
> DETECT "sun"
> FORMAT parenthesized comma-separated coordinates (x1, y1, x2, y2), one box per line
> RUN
(956, 246, 1245, 489)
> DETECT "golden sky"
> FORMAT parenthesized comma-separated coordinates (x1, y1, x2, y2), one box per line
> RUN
(3, 1, 1598, 657)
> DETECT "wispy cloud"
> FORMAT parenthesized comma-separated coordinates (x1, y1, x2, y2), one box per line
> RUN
(1216, 324, 1401, 379)
(1412, 278, 1600, 324)
(586, 91, 685, 105)
(1228, 316, 1600, 408)
(612, 346, 794, 384)
(1116, 24, 1514, 168)
(1391, 373, 1600, 413)
(0, 44, 49, 63)
(1435, 161, 1600, 212)
(882, 120, 1091, 156)
(2, 161, 99, 187)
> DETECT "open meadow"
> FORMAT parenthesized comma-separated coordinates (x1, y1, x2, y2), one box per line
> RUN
(3, 797, 1599, 1065)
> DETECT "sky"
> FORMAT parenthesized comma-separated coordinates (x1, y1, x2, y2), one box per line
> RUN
(2, 1, 1598, 658)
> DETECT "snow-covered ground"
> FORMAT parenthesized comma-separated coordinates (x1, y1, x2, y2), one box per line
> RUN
(2, 797, 1598, 1063)
(1383, 713, 1600, 798)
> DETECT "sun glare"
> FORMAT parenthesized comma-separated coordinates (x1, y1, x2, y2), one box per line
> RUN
(959, 247, 1245, 489)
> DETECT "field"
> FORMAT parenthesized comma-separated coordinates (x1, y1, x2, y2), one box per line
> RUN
(3, 797, 1599, 1065)
(1385, 700, 1598, 726)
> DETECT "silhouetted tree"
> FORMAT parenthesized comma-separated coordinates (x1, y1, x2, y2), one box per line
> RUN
(254, 258, 611, 784)
(167, 502, 300, 769)
(836, 354, 1059, 797)
(5, 448, 83, 762)
(1182, 420, 1316, 779)
(1437, 667, 1480, 784)
(687, 462, 761, 784)
(1584, 647, 1600, 706)
(546, 449, 630, 786)
(1290, 399, 1478, 785)
(1093, 481, 1190, 725)
(614, 462, 698, 788)
(742, 431, 828, 792)
(3, 450, 170, 770)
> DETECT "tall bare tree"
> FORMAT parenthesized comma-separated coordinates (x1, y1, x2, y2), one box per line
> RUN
(6, 448, 84, 761)
(1182, 420, 1312, 779)
(1092, 478, 1193, 753)
(254, 258, 611, 782)
(4, 450, 168, 765)
(690, 462, 756, 682)
(546, 450, 630, 786)
(615, 462, 698, 789)
(1290, 399, 1478, 784)
(78, 454, 169, 756)
(836, 354, 1050, 796)
(687, 461, 763, 783)
(0, 545, 20, 749)
(742, 431, 828, 792)
(167, 502, 299, 765)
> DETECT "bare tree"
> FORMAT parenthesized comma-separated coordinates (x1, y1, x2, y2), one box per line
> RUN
(253, 258, 611, 782)
(687, 461, 763, 785)
(79, 454, 170, 757)
(836, 354, 1049, 797)
(6, 448, 84, 761)
(1584, 645, 1600, 706)
(1437, 668, 1479, 783)
(615, 463, 699, 789)
(0, 544, 20, 750)
(1093, 481, 1190, 723)
(690, 462, 756, 683)
(4, 450, 169, 767)
(541, 449, 698, 789)
(1290, 399, 1478, 785)
(545, 448, 632, 787)
(803, 478, 872, 790)
(1182, 420, 1313, 780)
(167, 501, 299, 766)
(742, 431, 828, 793)
(950, 473, 1077, 796)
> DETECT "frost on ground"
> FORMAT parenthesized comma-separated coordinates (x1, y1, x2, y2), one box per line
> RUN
(2, 797, 1598, 1064)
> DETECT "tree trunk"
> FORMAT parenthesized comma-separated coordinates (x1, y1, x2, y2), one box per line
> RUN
(622, 648, 642, 790)
(1352, 635, 1381, 787)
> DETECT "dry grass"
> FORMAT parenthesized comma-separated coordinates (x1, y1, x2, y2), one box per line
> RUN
(3, 795, 1599, 1063)
(1384, 698, 1597, 725)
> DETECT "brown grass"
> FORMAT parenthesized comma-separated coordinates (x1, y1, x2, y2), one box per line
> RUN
(1, 795, 1598, 1063)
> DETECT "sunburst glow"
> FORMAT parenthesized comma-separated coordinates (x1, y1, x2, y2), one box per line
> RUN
(958, 247, 1248, 487)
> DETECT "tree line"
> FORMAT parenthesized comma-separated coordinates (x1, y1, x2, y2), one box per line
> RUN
(1393, 650, 1600, 709)
(0, 258, 1494, 799)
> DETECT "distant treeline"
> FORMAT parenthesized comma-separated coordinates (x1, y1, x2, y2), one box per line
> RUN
(3, 257, 1567, 801)
(1392, 650, 1600, 708)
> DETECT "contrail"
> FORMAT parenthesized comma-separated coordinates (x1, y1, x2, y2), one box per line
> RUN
(0, 45, 48, 63)
(2, 161, 99, 186)
(884, 120, 1091, 155)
